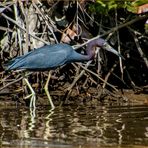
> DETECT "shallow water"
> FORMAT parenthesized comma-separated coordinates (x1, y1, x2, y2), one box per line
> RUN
(0, 103, 148, 148)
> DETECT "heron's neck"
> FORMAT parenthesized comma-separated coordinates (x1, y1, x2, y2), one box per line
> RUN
(86, 38, 105, 60)
(86, 40, 97, 60)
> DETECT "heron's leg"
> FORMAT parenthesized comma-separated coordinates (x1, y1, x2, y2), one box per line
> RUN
(44, 71, 55, 109)
(24, 78, 36, 108)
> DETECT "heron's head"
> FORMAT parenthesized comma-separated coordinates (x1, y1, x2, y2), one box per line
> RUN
(101, 41, 123, 59)
(87, 38, 124, 59)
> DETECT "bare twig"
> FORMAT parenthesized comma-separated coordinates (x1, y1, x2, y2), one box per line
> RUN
(0, 72, 33, 92)
(13, 2, 23, 55)
(0, 26, 13, 32)
(1, 13, 49, 45)
(79, 63, 118, 92)
(74, 14, 148, 49)
(64, 59, 118, 103)
(32, 2, 58, 43)
(64, 61, 92, 101)
(102, 62, 118, 89)
(115, 9, 123, 79)
(24, 2, 29, 53)
(128, 27, 148, 68)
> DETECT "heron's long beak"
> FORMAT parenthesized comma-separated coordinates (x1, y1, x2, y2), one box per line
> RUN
(102, 42, 124, 59)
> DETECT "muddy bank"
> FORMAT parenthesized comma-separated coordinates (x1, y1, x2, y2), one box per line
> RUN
(0, 86, 147, 108)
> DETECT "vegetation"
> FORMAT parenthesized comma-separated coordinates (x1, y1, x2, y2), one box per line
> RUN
(0, 0, 147, 106)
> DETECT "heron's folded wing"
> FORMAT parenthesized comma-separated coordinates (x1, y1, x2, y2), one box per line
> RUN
(9, 49, 69, 70)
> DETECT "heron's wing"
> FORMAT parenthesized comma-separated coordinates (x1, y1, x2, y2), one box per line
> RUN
(8, 49, 69, 70)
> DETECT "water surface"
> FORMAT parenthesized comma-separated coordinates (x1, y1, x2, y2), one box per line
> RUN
(0, 103, 148, 148)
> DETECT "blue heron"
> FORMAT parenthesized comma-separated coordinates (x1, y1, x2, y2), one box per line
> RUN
(5, 38, 121, 109)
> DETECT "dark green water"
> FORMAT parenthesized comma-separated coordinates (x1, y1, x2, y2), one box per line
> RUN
(0, 104, 148, 148)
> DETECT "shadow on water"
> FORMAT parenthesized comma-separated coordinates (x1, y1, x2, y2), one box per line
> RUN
(0, 102, 148, 148)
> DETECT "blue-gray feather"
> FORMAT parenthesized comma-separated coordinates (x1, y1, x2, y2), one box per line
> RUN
(5, 39, 121, 71)
(5, 43, 87, 71)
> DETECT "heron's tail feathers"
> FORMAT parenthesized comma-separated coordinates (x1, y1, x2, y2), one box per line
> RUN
(3, 57, 20, 71)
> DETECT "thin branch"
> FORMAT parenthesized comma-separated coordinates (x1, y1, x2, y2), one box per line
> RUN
(79, 63, 118, 92)
(32, 2, 58, 43)
(129, 27, 148, 68)
(1, 13, 49, 45)
(102, 62, 118, 89)
(13, 2, 23, 55)
(0, 72, 33, 92)
(64, 61, 92, 101)
(115, 9, 123, 79)
(74, 14, 148, 49)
